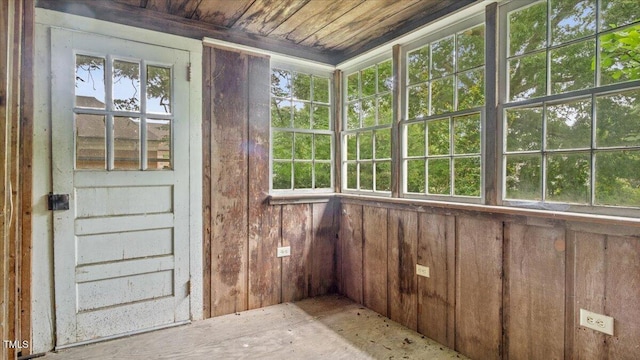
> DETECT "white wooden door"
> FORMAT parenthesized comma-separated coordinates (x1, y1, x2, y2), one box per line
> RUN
(51, 28, 191, 347)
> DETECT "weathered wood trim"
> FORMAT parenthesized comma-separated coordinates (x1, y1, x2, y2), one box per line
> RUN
(202, 45, 212, 319)
(268, 193, 334, 206)
(483, 2, 498, 206)
(36, 0, 336, 65)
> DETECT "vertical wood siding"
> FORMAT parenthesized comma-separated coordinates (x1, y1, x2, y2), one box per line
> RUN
(202, 45, 339, 318)
(338, 200, 640, 360)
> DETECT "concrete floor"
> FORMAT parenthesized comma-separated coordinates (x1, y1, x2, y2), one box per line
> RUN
(41, 295, 467, 359)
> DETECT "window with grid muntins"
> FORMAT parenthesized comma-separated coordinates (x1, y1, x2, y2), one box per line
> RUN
(271, 68, 333, 191)
(503, 0, 640, 208)
(343, 59, 393, 193)
(403, 21, 485, 199)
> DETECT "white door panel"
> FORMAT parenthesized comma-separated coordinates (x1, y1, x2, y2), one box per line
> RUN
(51, 28, 191, 347)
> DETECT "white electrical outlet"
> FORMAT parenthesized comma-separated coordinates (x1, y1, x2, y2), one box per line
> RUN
(277, 246, 291, 257)
(580, 309, 614, 335)
(416, 264, 430, 278)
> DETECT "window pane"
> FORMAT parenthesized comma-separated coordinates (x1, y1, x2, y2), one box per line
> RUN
(431, 76, 454, 114)
(508, 2, 547, 56)
(362, 98, 376, 127)
(457, 68, 485, 110)
(550, 39, 595, 94)
(347, 73, 359, 101)
(271, 98, 291, 128)
(273, 162, 292, 189)
(407, 160, 426, 193)
(271, 69, 291, 97)
(454, 114, 481, 154)
(550, 0, 596, 45)
(346, 134, 357, 160)
(596, 89, 640, 148)
(360, 163, 373, 190)
(292, 73, 311, 100)
(599, 24, 640, 85)
(408, 46, 430, 84)
(457, 24, 485, 71)
(431, 36, 454, 78)
(293, 101, 311, 129)
(428, 118, 450, 156)
(546, 152, 591, 204)
(294, 133, 312, 160)
(147, 119, 171, 170)
(376, 161, 391, 192)
(315, 135, 331, 161)
(75, 114, 106, 170)
(315, 162, 332, 188)
(546, 99, 592, 150)
(313, 77, 330, 103)
(113, 60, 140, 112)
(408, 84, 428, 119)
(595, 150, 640, 206)
(406, 122, 425, 157)
(361, 66, 376, 97)
(377, 94, 393, 125)
(294, 162, 313, 188)
(375, 129, 391, 159)
(505, 154, 542, 200)
(347, 163, 358, 189)
(506, 107, 543, 152)
(113, 116, 140, 170)
(273, 131, 293, 159)
(75, 55, 105, 108)
(347, 102, 361, 130)
(428, 158, 451, 195)
(312, 105, 330, 130)
(509, 52, 546, 101)
(454, 157, 481, 196)
(359, 132, 373, 160)
(378, 60, 393, 92)
(599, 0, 640, 30)
(146, 65, 171, 114)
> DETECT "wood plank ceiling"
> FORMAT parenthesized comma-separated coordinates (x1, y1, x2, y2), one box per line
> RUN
(37, 0, 478, 64)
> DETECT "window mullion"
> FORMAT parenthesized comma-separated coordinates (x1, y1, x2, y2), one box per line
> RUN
(391, 44, 402, 197)
(106, 55, 114, 170)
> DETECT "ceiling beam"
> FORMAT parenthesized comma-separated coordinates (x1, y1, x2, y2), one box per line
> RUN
(36, 0, 337, 64)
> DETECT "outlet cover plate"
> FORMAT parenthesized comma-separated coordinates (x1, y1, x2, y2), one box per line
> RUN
(580, 309, 614, 335)
(416, 264, 430, 278)
(277, 246, 291, 258)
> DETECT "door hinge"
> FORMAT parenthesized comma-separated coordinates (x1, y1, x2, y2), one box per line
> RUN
(186, 280, 191, 296)
(48, 193, 70, 210)
(187, 63, 191, 82)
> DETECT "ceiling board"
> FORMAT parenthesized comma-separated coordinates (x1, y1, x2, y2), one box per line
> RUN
(145, 0, 197, 18)
(268, 0, 365, 43)
(191, 0, 254, 27)
(233, 0, 310, 36)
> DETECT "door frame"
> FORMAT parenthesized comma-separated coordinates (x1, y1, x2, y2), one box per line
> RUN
(32, 9, 202, 353)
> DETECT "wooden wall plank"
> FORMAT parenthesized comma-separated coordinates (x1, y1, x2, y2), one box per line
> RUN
(310, 200, 339, 297)
(209, 48, 249, 316)
(504, 224, 565, 360)
(201, 45, 212, 318)
(604, 236, 640, 358)
(573, 232, 607, 359)
(387, 209, 417, 330)
(362, 206, 388, 316)
(282, 204, 312, 303)
(417, 213, 455, 348)
(339, 203, 363, 303)
(247, 54, 282, 310)
(455, 216, 502, 360)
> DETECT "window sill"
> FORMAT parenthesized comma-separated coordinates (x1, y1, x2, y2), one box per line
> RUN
(268, 193, 337, 205)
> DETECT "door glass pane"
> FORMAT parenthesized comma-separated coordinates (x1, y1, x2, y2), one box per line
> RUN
(113, 60, 140, 112)
(147, 119, 171, 170)
(146, 65, 172, 114)
(75, 55, 106, 108)
(75, 114, 106, 170)
(113, 116, 140, 170)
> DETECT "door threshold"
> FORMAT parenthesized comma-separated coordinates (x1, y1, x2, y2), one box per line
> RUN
(55, 320, 191, 351)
